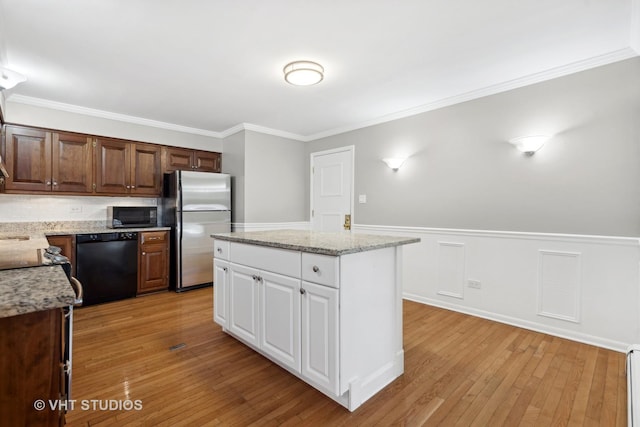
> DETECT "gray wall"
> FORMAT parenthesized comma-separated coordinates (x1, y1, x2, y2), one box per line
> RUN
(224, 130, 307, 224)
(305, 57, 640, 237)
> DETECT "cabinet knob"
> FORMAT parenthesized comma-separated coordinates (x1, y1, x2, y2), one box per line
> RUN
(131, 185, 136, 189)
(217, 247, 222, 253)
(126, 185, 131, 189)
(142, 252, 146, 255)
(312, 265, 320, 273)
(222, 267, 228, 272)
(300, 288, 306, 295)
(46, 181, 52, 186)
(52, 181, 58, 186)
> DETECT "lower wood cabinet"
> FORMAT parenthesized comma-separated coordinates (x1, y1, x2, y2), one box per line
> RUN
(138, 231, 169, 294)
(46, 234, 76, 276)
(0, 308, 66, 426)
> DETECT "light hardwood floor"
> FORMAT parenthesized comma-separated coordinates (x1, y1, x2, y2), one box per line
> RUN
(65, 288, 627, 426)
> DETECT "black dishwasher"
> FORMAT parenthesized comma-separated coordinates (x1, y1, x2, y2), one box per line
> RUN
(76, 232, 138, 306)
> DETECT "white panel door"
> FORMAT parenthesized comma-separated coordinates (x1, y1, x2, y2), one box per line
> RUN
(228, 263, 260, 347)
(301, 281, 339, 395)
(311, 147, 354, 232)
(260, 271, 301, 372)
(213, 259, 229, 327)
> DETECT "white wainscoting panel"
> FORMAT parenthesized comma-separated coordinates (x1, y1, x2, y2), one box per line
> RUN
(232, 222, 311, 232)
(538, 250, 581, 323)
(436, 242, 466, 299)
(354, 224, 640, 352)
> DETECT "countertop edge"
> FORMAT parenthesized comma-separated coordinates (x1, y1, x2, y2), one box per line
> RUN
(211, 233, 421, 256)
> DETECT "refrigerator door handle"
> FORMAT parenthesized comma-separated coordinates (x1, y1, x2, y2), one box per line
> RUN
(175, 214, 182, 289)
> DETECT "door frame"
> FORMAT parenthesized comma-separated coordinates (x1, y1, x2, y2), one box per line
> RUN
(309, 145, 355, 230)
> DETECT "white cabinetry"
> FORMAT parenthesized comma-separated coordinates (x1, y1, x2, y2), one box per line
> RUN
(213, 260, 229, 327)
(300, 280, 339, 395)
(213, 239, 404, 412)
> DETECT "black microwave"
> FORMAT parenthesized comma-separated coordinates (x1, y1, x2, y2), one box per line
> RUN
(107, 206, 157, 228)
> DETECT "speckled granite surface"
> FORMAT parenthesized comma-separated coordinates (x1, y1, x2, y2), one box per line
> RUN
(0, 265, 75, 318)
(0, 221, 169, 237)
(211, 229, 420, 256)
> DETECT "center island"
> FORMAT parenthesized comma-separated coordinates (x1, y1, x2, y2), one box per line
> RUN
(210, 229, 420, 411)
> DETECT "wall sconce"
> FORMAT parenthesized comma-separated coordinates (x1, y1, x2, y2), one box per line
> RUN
(508, 135, 550, 156)
(382, 158, 407, 171)
(0, 67, 27, 90)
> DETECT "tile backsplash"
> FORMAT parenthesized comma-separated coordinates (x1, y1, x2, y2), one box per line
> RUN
(0, 194, 158, 223)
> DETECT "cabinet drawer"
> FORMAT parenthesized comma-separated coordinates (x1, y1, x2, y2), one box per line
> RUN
(140, 231, 167, 245)
(214, 239, 230, 261)
(230, 242, 300, 277)
(302, 253, 339, 288)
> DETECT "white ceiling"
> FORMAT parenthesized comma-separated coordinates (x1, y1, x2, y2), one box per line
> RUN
(0, 0, 638, 141)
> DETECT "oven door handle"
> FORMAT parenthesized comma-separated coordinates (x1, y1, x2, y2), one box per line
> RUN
(69, 277, 83, 306)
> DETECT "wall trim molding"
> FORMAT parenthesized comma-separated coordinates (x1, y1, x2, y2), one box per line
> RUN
(7, 48, 638, 143)
(232, 221, 311, 232)
(403, 292, 627, 353)
(353, 224, 640, 247)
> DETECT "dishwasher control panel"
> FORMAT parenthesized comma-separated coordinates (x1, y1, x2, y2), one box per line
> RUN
(76, 232, 138, 243)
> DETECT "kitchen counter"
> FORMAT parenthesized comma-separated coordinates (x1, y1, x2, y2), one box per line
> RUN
(210, 229, 420, 256)
(0, 265, 75, 318)
(0, 220, 169, 237)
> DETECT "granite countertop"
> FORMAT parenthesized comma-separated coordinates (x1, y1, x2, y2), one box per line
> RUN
(211, 229, 420, 256)
(0, 220, 169, 238)
(0, 265, 76, 318)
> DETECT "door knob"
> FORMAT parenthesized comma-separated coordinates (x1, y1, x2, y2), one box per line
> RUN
(343, 214, 351, 230)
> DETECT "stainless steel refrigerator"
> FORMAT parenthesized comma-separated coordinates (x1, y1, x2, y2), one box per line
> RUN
(162, 171, 231, 291)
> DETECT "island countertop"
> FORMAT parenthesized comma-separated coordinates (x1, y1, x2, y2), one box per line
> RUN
(0, 265, 75, 318)
(211, 229, 420, 256)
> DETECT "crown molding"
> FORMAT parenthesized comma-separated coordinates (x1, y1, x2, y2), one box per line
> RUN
(304, 48, 639, 141)
(7, 94, 223, 138)
(632, 0, 640, 54)
(7, 48, 639, 143)
(219, 122, 306, 141)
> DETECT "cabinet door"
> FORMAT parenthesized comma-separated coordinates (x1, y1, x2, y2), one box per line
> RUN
(193, 151, 221, 172)
(228, 263, 260, 347)
(301, 281, 339, 395)
(163, 146, 193, 172)
(213, 259, 229, 327)
(130, 143, 161, 195)
(138, 231, 169, 294)
(260, 270, 301, 372)
(4, 126, 52, 192)
(95, 138, 130, 194)
(52, 132, 93, 193)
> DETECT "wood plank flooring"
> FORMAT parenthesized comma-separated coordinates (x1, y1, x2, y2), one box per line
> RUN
(65, 288, 626, 426)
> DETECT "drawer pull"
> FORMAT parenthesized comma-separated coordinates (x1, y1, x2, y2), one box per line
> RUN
(312, 265, 320, 273)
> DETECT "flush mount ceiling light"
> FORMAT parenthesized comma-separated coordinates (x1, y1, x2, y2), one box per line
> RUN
(0, 67, 26, 90)
(508, 135, 550, 156)
(283, 61, 324, 86)
(382, 158, 407, 171)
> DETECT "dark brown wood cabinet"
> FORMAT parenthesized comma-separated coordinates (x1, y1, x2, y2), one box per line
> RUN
(163, 146, 221, 173)
(138, 230, 169, 294)
(95, 138, 161, 196)
(3, 126, 93, 194)
(47, 235, 76, 276)
(0, 308, 66, 426)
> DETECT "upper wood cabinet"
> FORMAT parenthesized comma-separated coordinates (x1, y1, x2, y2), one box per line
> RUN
(163, 146, 221, 173)
(95, 138, 161, 195)
(3, 126, 93, 193)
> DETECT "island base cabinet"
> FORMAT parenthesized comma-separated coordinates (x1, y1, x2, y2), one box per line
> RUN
(214, 241, 405, 412)
(300, 280, 339, 396)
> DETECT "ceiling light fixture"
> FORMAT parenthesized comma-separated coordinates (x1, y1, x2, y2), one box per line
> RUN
(0, 67, 26, 90)
(508, 135, 550, 156)
(283, 61, 324, 86)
